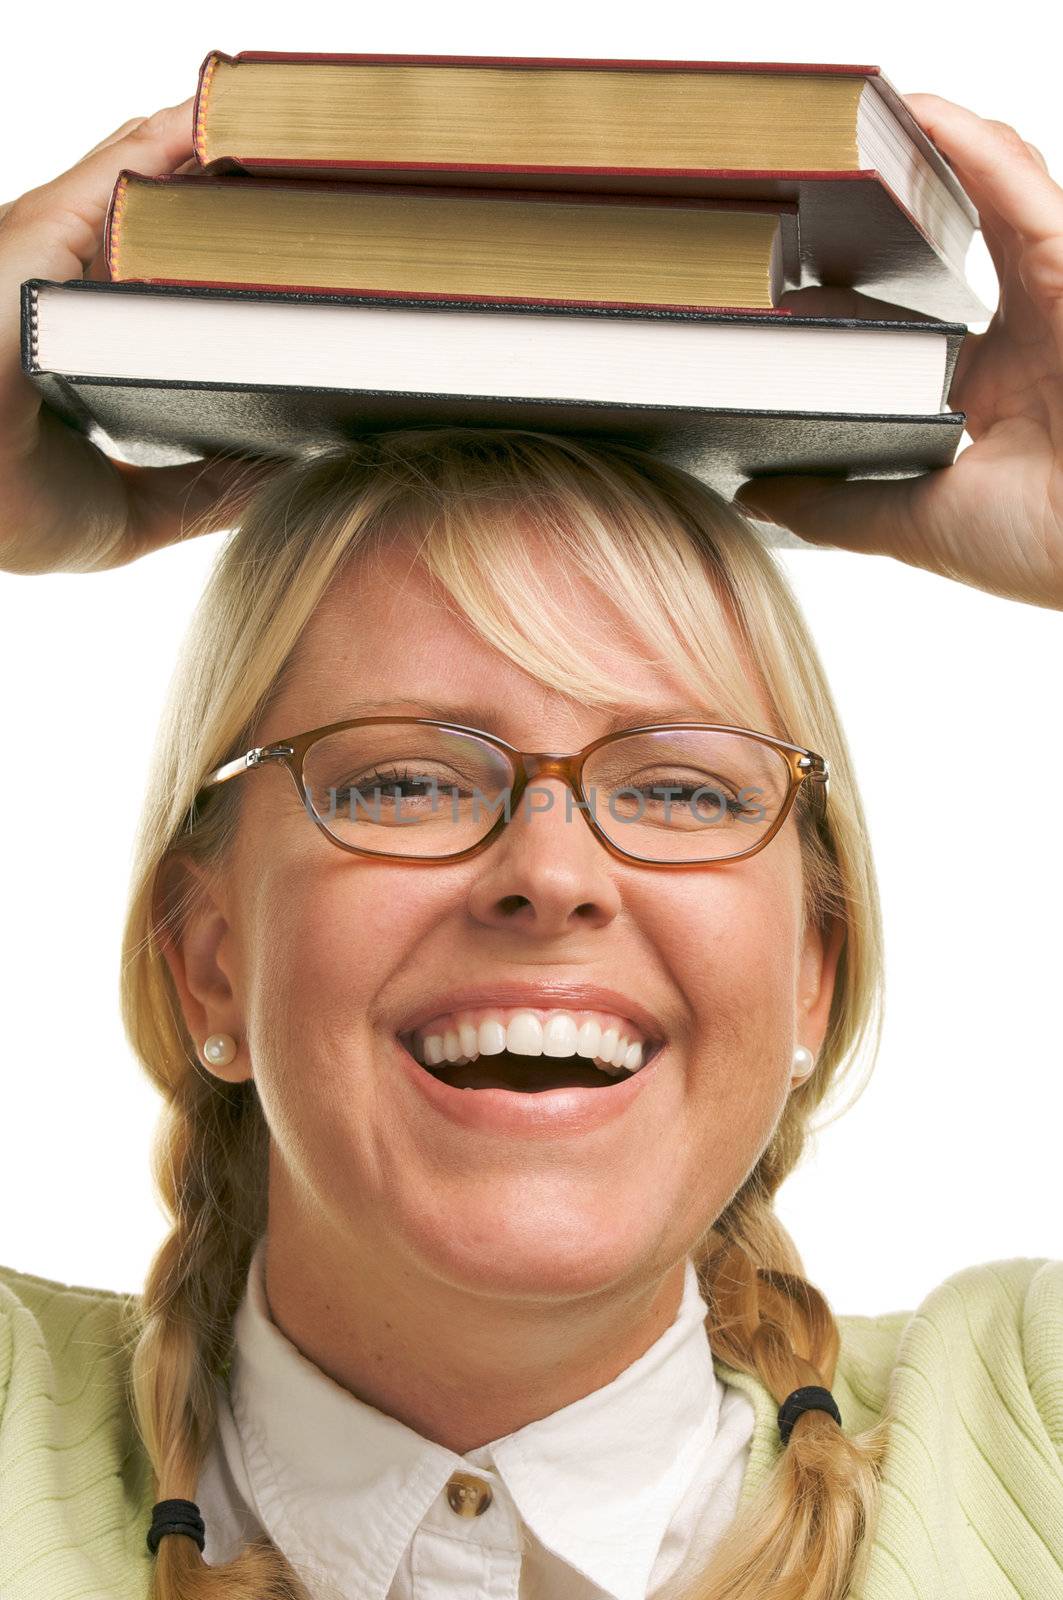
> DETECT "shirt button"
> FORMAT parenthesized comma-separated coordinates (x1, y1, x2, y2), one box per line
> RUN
(445, 1471, 493, 1517)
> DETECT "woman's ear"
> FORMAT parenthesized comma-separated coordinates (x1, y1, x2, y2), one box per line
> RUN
(153, 852, 252, 1084)
(796, 911, 847, 1063)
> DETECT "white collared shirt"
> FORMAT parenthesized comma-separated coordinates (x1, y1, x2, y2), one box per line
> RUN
(196, 1237, 755, 1600)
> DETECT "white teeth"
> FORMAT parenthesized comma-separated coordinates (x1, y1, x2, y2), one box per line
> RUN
(424, 1034, 445, 1066)
(443, 1028, 463, 1063)
(458, 1022, 480, 1060)
(479, 1019, 507, 1056)
(411, 1008, 655, 1075)
(506, 1012, 543, 1055)
(542, 1013, 579, 1056)
(576, 1019, 602, 1058)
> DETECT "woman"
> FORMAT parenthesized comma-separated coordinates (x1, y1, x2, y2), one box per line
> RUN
(0, 93, 1060, 1600)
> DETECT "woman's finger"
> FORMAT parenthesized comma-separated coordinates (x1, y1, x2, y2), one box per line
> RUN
(731, 472, 924, 563)
(115, 452, 287, 561)
(900, 94, 1063, 250)
(54, 96, 194, 197)
(0, 98, 196, 292)
(80, 115, 151, 160)
(0, 96, 197, 442)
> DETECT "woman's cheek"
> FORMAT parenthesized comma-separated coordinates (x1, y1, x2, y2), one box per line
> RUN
(239, 857, 454, 1111)
(655, 872, 799, 1127)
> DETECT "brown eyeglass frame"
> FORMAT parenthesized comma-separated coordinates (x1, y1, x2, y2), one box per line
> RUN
(191, 716, 830, 868)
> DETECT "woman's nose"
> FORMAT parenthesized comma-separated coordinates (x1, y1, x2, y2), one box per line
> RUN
(464, 774, 623, 933)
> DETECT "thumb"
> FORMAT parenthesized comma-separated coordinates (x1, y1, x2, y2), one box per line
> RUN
(3, 99, 195, 282)
(732, 473, 922, 558)
(1, 99, 197, 398)
(65, 97, 196, 189)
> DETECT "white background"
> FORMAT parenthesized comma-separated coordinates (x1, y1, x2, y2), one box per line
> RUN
(1, 1, 1060, 1312)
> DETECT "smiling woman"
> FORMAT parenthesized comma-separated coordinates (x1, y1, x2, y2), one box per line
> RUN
(3, 77, 1063, 1600)
(4, 420, 1062, 1600)
(112, 424, 888, 1599)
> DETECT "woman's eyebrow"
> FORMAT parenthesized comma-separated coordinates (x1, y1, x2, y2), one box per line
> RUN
(334, 698, 729, 731)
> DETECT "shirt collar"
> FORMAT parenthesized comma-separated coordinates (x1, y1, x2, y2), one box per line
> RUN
(227, 1235, 729, 1600)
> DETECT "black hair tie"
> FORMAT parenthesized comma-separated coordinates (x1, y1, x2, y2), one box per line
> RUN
(777, 1384, 842, 1446)
(147, 1498, 206, 1555)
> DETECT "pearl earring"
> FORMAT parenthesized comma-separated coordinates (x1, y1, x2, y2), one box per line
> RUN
(203, 1033, 237, 1067)
(792, 1045, 815, 1079)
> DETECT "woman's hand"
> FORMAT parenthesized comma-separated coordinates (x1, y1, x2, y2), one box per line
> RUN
(733, 94, 1063, 612)
(0, 99, 280, 575)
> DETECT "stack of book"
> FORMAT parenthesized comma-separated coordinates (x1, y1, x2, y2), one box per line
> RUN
(21, 50, 991, 548)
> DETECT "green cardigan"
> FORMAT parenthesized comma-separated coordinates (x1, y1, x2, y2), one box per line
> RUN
(1, 1254, 1061, 1599)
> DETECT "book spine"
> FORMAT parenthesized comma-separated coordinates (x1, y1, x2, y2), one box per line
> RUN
(103, 173, 131, 278)
(193, 50, 228, 166)
(20, 280, 39, 372)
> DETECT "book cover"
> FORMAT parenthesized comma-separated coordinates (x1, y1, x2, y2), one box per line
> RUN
(22, 278, 968, 553)
(189, 51, 990, 322)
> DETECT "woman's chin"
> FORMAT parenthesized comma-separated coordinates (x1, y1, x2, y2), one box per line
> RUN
(396, 1203, 661, 1299)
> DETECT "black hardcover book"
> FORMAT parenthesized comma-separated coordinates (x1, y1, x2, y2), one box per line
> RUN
(22, 278, 967, 551)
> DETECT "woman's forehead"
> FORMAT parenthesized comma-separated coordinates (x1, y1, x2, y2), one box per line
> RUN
(300, 540, 646, 659)
(275, 549, 749, 736)
(284, 588, 697, 726)
(337, 534, 634, 632)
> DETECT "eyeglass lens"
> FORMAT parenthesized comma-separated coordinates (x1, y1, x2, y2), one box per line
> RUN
(300, 723, 793, 863)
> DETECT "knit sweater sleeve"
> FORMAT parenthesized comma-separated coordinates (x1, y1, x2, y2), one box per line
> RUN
(0, 1263, 154, 1600)
(847, 1256, 1063, 1600)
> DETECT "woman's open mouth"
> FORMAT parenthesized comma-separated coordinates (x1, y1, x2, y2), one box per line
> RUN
(398, 1030, 665, 1094)
(391, 1024, 667, 1136)
(392, 1004, 667, 1131)
(411, 1047, 655, 1093)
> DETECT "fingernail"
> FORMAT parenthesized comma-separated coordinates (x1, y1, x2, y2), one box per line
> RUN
(733, 498, 780, 527)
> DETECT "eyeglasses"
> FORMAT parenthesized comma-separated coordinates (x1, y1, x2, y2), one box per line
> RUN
(190, 717, 829, 868)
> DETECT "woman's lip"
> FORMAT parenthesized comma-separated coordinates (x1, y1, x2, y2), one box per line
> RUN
(392, 981, 667, 1042)
(391, 1032, 666, 1139)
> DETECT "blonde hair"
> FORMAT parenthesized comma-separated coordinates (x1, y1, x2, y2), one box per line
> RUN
(119, 426, 891, 1600)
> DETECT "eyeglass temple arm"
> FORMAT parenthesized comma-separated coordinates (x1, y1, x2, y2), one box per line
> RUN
(200, 742, 295, 791)
(798, 753, 830, 820)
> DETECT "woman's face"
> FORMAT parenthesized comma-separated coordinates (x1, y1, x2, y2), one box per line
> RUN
(168, 533, 842, 1303)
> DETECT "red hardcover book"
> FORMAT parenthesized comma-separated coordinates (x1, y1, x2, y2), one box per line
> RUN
(104, 172, 801, 315)
(191, 51, 989, 324)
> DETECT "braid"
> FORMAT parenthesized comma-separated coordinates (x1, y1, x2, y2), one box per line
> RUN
(677, 1182, 894, 1600)
(120, 1063, 318, 1599)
